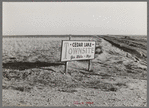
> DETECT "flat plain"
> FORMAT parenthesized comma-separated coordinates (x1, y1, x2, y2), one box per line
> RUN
(2, 35, 147, 107)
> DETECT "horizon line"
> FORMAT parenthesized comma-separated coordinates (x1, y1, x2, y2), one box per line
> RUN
(2, 34, 147, 36)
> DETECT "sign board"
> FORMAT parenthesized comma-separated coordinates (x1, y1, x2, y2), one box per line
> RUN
(61, 40, 95, 61)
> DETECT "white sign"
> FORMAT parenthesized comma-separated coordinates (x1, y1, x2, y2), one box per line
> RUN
(61, 41, 95, 61)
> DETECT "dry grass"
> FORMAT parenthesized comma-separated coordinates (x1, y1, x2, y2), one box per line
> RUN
(2, 35, 147, 107)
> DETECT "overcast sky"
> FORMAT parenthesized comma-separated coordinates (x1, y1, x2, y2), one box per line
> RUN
(3, 2, 147, 35)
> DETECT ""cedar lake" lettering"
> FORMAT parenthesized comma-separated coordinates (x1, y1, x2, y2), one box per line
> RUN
(63, 42, 95, 59)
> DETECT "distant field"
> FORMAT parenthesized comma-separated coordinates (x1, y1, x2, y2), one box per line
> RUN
(3, 37, 61, 63)
(2, 35, 96, 38)
(2, 36, 100, 64)
(3, 35, 147, 63)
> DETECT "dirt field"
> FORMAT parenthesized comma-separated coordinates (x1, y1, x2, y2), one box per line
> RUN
(2, 35, 147, 107)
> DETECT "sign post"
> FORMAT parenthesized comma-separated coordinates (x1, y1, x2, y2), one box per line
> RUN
(88, 60, 92, 71)
(65, 61, 68, 74)
(61, 39, 95, 73)
(65, 35, 71, 74)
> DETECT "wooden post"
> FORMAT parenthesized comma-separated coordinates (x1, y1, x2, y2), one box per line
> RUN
(65, 61, 68, 74)
(65, 35, 71, 74)
(88, 60, 92, 71)
(69, 35, 71, 40)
